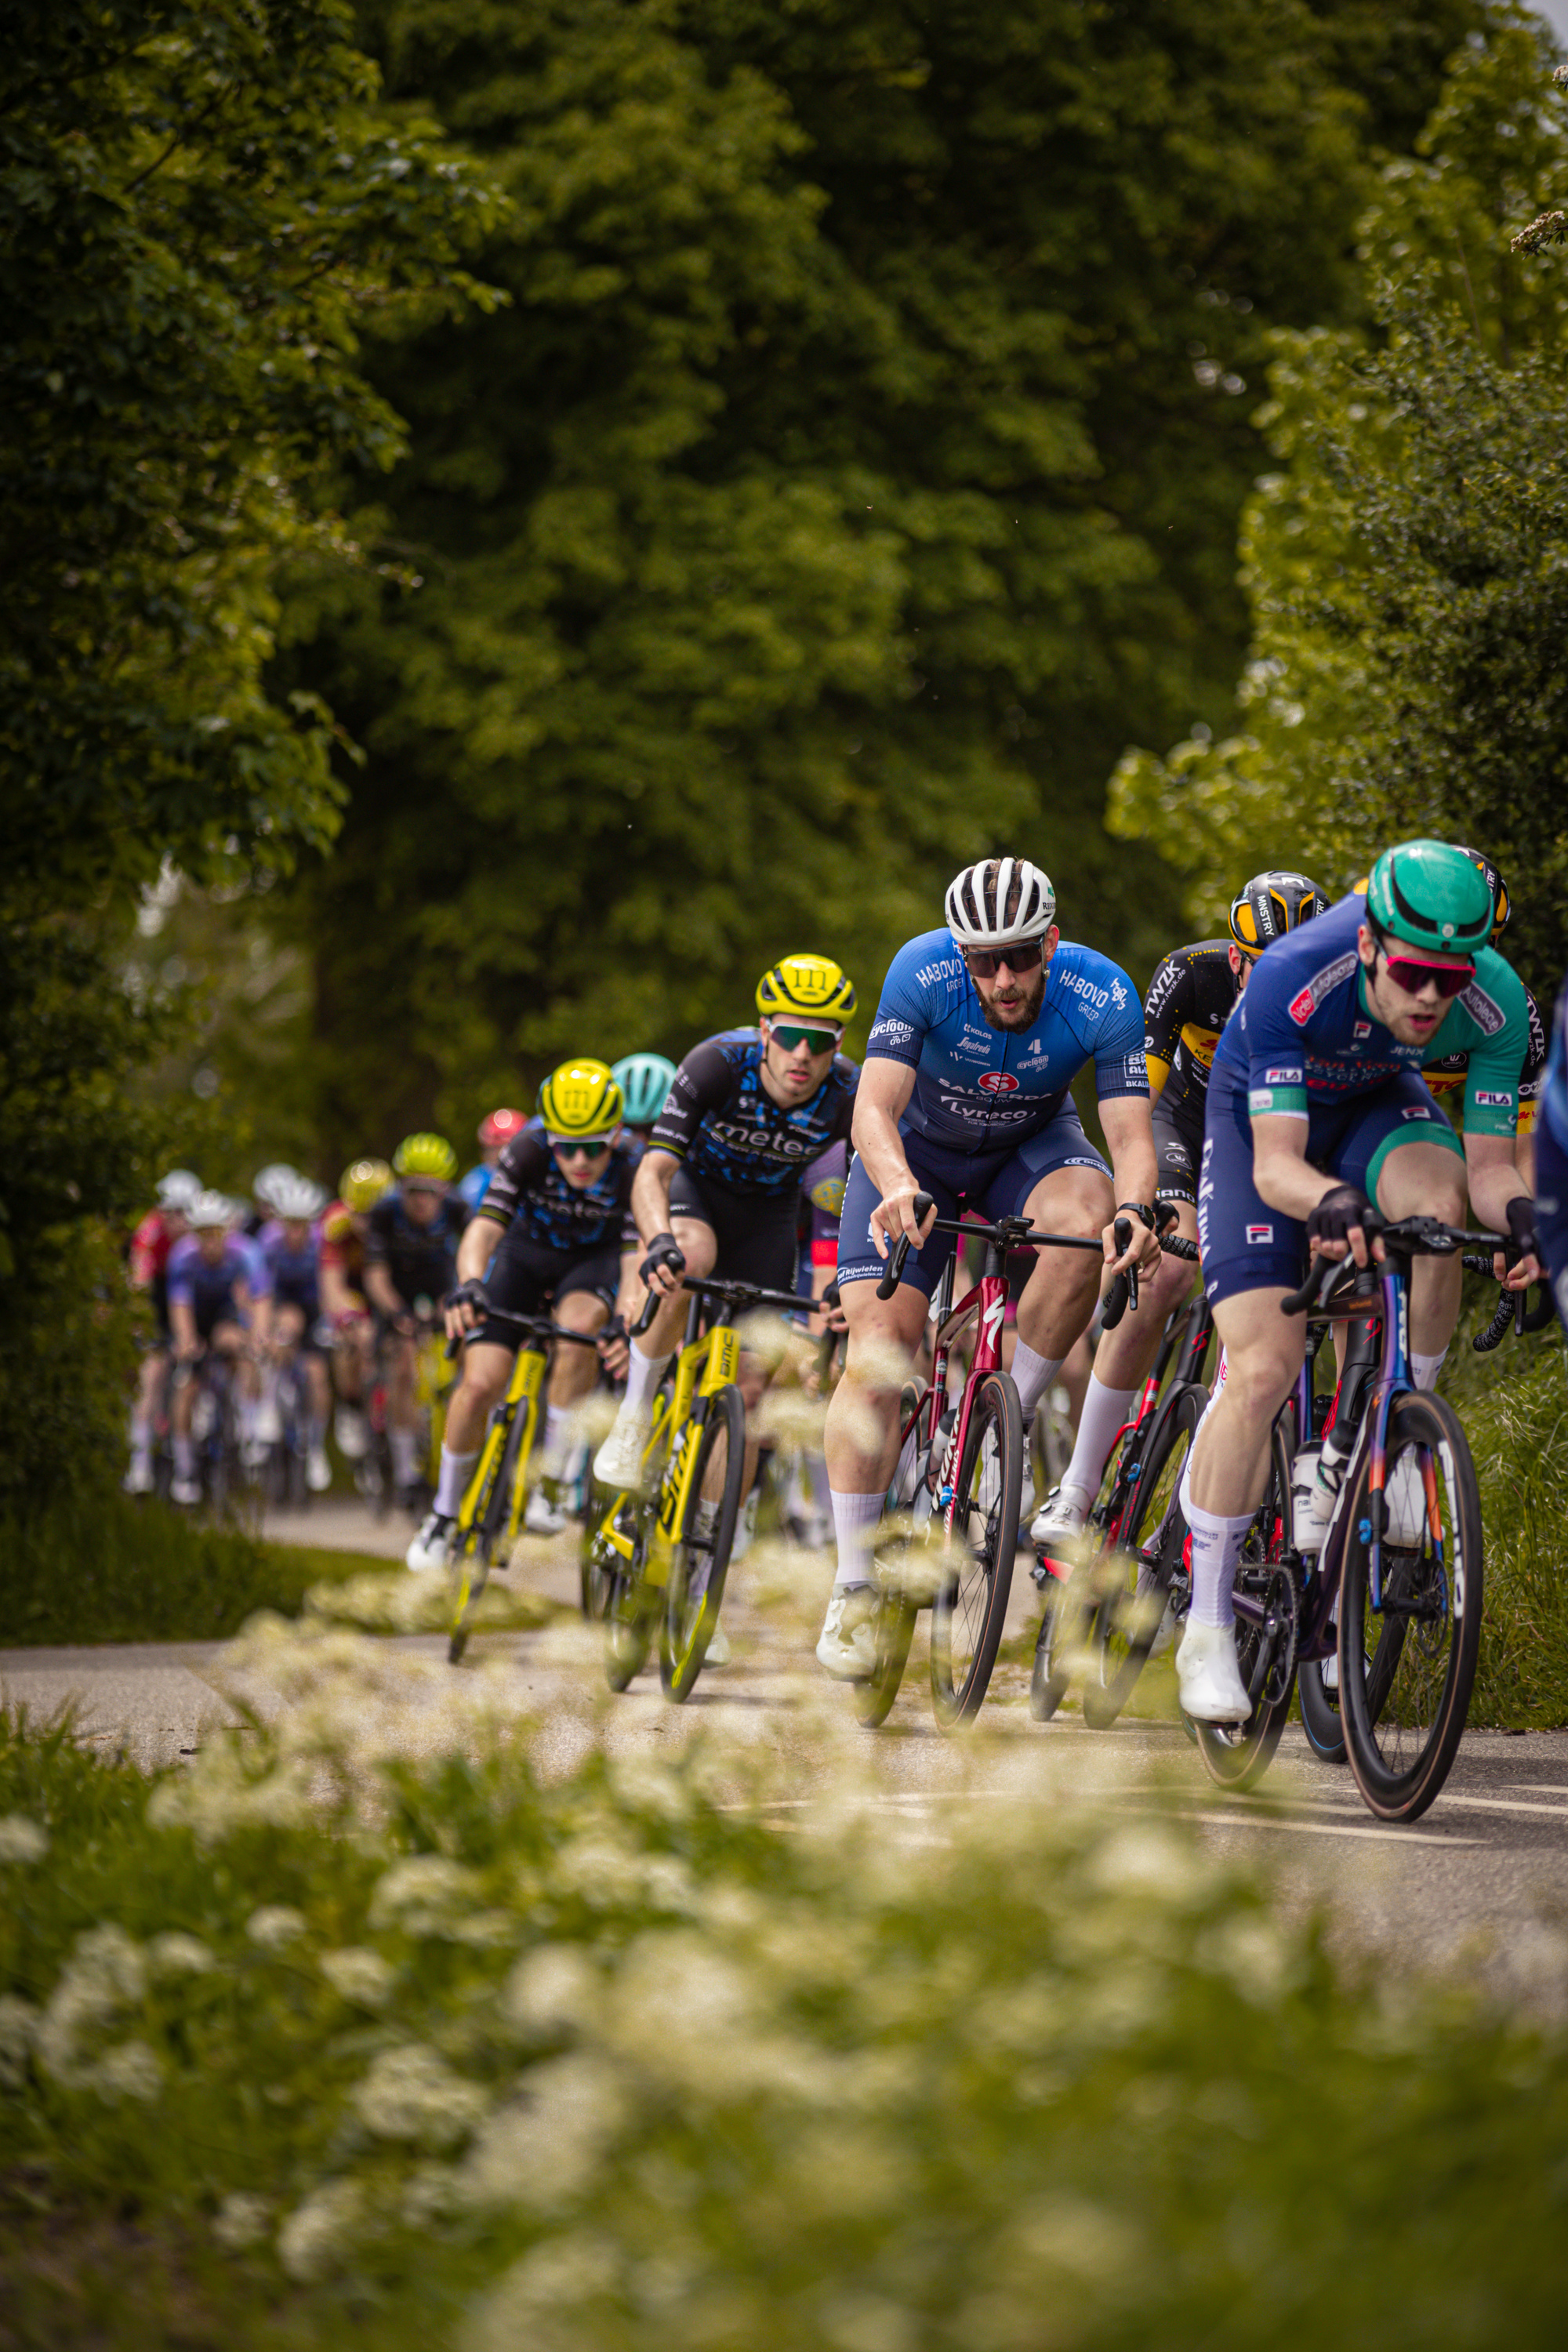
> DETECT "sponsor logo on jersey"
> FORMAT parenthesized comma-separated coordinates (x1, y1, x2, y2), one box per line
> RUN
(1399, 1106, 1432, 1121)
(1457, 980, 1506, 1037)
(1287, 949, 1358, 1026)
(915, 956, 964, 988)
(1059, 969, 1112, 1012)
(871, 1017, 915, 1043)
(1264, 1065, 1302, 1084)
(1246, 1223, 1273, 1243)
(978, 1070, 1020, 1094)
(1354, 1020, 1372, 1040)
(1473, 1089, 1513, 1107)
(1248, 1087, 1275, 1112)
(1110, 979, 1129, 1009)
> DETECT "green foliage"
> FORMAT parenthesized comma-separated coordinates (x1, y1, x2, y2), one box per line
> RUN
(274, 0, 1480, 1151)
(5, 1628, 1568, 2347)
(1109, 13, 1568, 995)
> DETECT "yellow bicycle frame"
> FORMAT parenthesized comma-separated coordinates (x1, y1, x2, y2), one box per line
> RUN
(454, 1338, 548, 1552)
(415, 1327, 456, 1488)
(588, 1320, 740, 1589)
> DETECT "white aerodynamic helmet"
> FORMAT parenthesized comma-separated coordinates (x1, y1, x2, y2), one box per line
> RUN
(271, 1174, 328, 1222)
(187, 1189, 233, 1231)
(944, 857, 1057, 948)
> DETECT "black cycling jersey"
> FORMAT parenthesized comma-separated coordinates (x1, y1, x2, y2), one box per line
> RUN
(477, 1116, 641, 1251)
(364, 1189, 468, 1308)
(1423, 981, 1548, 1138)
(650, 1027, 858, 1198)
(1143, 939, 1240, 1135)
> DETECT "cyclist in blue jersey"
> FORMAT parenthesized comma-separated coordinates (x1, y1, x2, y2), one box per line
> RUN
(256, 1173, 332, 1493)
(593, 952, 857, 1493)
(1537, 981, 1568, 1332)
(167, 1191, 269, 1503)
(1179, 840, 1542, 1724)
(818, 857, 1160, 1679)
(410, 1063, 641, 1569)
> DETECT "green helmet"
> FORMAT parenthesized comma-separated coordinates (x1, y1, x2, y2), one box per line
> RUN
(1365, 840, 1494, 958)
(611, 1052, 677, 1128)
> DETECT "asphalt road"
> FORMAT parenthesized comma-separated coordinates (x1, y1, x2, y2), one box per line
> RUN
(6, 1499, 1568, 2009)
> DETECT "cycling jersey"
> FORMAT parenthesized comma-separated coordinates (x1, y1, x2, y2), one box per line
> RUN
(129, 1210, 181, 1334)
(651, 1029, 857, 1197)
(1538, 981, 1568, 1330)
(458, 1162, 492, 1214)
(365, 1189, 468, 1308)
(802, 1139, 847, 1270)
(318, 1202, 368, 1301)
(166, 1237, 255, 1331)
(1214, 890, 1532, 1134)
(477, 1117, 641, 1251)
(864, 928, 1146, 1149)
(1423, 982, 1547, 1136)
(1143, 941, 1239, 1126)
(258, 1220, 321, 1317)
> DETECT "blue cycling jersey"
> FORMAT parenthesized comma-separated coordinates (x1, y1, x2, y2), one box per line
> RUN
(166, 1236, 253, 1319)
(864, 928, 1147, 1151)
(1544, 982, 1568, 1157)
(258, 1219, 321, 1313)
(478, 1116, 641, 1252)
(458, 1163, 492, 1214)
(650, 1029, 858, 1197)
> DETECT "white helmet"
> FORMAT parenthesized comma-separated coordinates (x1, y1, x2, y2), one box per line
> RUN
(252, 1162, 299, 1211)
(271, 1174, 327, 1222)
(156, 1168, 201, 1212)
(944, 857, 1056, 948)
(188, 1189, 232, 1231)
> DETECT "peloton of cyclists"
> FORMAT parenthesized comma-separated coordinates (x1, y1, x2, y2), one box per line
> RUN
(1177, 839, 1542, 1725)
(364, 1134, 469, 1507)
(818, 857, 1159, 1680)
(409, 1060, 643, 1571)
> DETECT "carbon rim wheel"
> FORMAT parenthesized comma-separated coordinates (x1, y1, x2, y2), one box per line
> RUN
(931, 1371, 1022, 1730)
(448, 1397, 532, 1664)
(1338, 1392, 1482, 1823)
(1195, 1426, 1297, 1793)
(1083, 1382, 1207, 1730)
(662, 1386, 746, 1701)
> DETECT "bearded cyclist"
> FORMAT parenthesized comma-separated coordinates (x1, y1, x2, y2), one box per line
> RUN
(1032, 870, 1330, 1547)
(819, 857, 1158, 1679)
(1178, 839, 1542, 1724)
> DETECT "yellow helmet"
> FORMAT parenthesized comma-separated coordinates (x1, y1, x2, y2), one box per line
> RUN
(536, 1058, 623, 1137)
(392, 1132, 458, 1181)
(756, 953, 856, 1023)
(339, 1157, 394, 1211)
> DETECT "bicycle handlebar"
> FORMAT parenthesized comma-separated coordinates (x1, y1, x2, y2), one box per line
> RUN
(630, 1273, 815, 1338)
(445, 1310, 606, 1362)
(1282, 1216, 1507, 1319)
(875, 1196, 1191, 1310)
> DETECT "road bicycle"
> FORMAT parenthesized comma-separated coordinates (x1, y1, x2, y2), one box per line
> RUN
(851, 1196, 1113, 1733)
(1029, 1240, 1207, 1730)
(446, 1307, 605, 1664)
(173, 1347, 248, 1515)
(583, 1273, 810, 1702)
(1184, 1215, 1504, 1822)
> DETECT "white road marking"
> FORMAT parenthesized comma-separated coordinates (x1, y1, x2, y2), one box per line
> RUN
(739, 1789, 1482, 1845)
(1432, 1794, 1568, 1821)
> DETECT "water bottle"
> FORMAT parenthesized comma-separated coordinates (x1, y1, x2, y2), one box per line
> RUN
(1292, 1424, 1353, 1552)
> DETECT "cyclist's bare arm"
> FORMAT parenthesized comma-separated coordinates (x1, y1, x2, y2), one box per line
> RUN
(849, 1056, 931, 1256)
(1097, 1092, 1163, 1273)
(319, 1260, 360, 1322)
(169, 1298, 199, 1359)
(1464, 1131, 1542, 1287)
(629, 1148, 688, 1297)
(364, 1261, 403, 1321)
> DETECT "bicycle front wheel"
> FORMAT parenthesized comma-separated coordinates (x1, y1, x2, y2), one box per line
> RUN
(448, 1394, 535, 1664)
(662, 1385, 746, 1701)
(1083, 1381, 1207, 1730)
(931, 1371, 1023, 1730)
(1339, 1391, 1482, 1823)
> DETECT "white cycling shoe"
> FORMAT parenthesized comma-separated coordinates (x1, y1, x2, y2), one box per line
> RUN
(815, 1584, 878, 1681)
(703, 1620, 731, 1667)
(307, 1445, 332, 1494)
(593, 1406, 654, 1493)
(334, 1404, 368, 1461)
(123, 1454, 154, 1497)
(1030, 1480, 1094, 1549)
(1175, 1618, 1253, 1725)
(171, 1476, 201, 1508)
(406, 1511, 453, 1573)
(524, 1483, 571, 1537)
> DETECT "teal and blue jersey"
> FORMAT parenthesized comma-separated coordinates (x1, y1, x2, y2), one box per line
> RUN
(863, 927, 1146, 1151)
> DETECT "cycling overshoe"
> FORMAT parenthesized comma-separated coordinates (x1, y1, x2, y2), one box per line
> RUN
(171, 1476, 201, 1508)
(815, 1584, 878, 1680)
(123, 1455, 154, 1497)
(524, 1483, 571, 1537)
(593, 1406, 655, 1493)
(406, 1510, 454, 1573)
(334, 1404, 368, 1461)
(1030, 1481, 1094, 1549)
(307, 1445, 332, 1494)
(1174, 1619, 1252, 1725)
(730, 1488, 760, 1565)
(703, 1620, 732, 1667)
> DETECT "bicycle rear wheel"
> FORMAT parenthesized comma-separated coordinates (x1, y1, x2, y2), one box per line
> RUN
(1193, 1425, 1297, 1793)
(931, 1371, 1023, 1730)
(1083, 1382, 1206, 1730)
(1338, 1391, 1482, 1823)
(662, 1385, 746, 1701)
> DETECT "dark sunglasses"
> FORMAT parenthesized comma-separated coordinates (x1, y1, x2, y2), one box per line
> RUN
(962, 940, 1044, 979)
(401, 1178, 448, 1198)
(1379, 948, 1474, 1000)
(550, 1135, 614, 1161)
(768, 1023, 840, 1055)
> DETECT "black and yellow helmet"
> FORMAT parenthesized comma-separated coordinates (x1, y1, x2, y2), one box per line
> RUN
(756, 953, 856, 1023)
(1229, 870, 1331, 958)
(1449, 843, 1510, 946)
(393, 1133, 458, 1181)
(536, 1058, 623, 1137)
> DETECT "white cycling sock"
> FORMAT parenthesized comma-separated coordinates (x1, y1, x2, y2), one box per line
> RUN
(830, 1490, 884, 1591)
(1060, 1374, 1138, 1503)
(622, 1344, 671, 1417)
(129, 1411, 151, 1453)
(1009, 1340, 1064, 1427)
(542, 1403, 574, 1474)
(434, 1445, 478, 1518)
(1183, 1498, 1255, 1628)
(1411, 1348, 1447, 1393)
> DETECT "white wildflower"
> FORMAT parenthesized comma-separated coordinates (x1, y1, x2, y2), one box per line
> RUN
(92, 2039, 163, 2103)
(350, 2042, 488, 2151)
(502, 1944, 600, 2039)
(451, 1909, 517, 1948)
(246, 1904, 308, 1951)
(277, 2177, 365, 2283)
(34, 1925, 147, 2087)
(147, 1932, 216, 1978)
(607, 1756, 688, 1824)
(1087, 1825, 1200, 1902)
(463, 2231, 621, 2352)
(0, 1813, 48, 1864)
(0, 1994, 38, 2089)
(368, 1854, 484, 1937)
(319, 1947, 394, 2008)
(212, 2192, 271, 2250)
(459, 2053, 629, 2213)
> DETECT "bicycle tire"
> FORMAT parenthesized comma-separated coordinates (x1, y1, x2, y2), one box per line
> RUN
(662, 1385, 746, 1701)
(1338, 1391, 1482, 1823)
(604, 1554, 657, 1691)
(581, 1495, 632, 1621)
(448, 1392, 535, 1664)
(1193, 1423, 1296, 1793)
(1029, 1398, 1152, 1722)
(855, 1387, 932, 1731)
(931, 1370, 1023, 1730)
(1297, 1658, 1347, 1763)
(1083, 1381, 1207, 1730)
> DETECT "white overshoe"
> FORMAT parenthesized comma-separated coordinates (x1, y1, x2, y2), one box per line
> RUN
(307, 1446, 332, 1494)
(729, 1488, 759, 1564)
(171, 1476, 201, 1507)
(815, 1584, 878, 1681)
(703, 1620, 731, 1667)
(254, 1399, 282, 1446)
(593, 1406, 654, 1492)
(1175, 1618, 1253, 1725)
(406, 1510, 453, 1573)
(123, 1455, 154, 1496)
(1030, 1481, 1094, 1548)
(1385, 1454, 1428, 1548)
(334, 1404, 368, 1461)
(524, 1484, 571, 1536)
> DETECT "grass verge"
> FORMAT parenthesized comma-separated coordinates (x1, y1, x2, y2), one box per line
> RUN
(3, 1618, 1568, 2350)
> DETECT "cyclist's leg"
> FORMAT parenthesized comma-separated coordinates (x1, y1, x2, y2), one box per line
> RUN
(1342, 1076, 1468, 1388)
(385, 1310, 423, 1494)
(596, 1174, 720, 1477)
(542, 1250, 619, 1494)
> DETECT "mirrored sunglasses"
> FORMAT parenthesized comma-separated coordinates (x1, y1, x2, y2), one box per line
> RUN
(962, 939, 1044, 979)
(1381, 949, 1473, 1000)
(768, 1023, 841, 1055)
(550, 1135, 615, 1160)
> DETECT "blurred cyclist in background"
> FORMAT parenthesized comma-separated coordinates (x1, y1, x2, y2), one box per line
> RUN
(612, 1053, 678, 1142)
(257, 1173, 332, 1492)
(320, 1158, 392, 1462)
(167, 1191, 269, 1503)
(125, 1169, 201, 1494)
(459, 1109, 529, 1217)
(365, 1134, 467, 1504)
